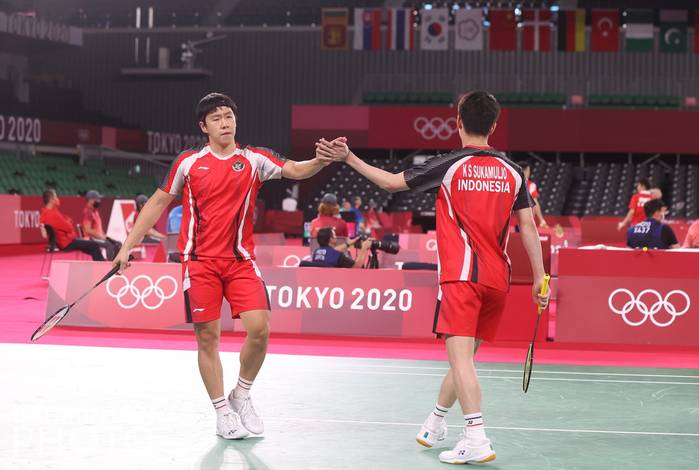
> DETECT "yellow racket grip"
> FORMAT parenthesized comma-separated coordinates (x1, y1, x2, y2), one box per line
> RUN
(539, 274, 551, 296)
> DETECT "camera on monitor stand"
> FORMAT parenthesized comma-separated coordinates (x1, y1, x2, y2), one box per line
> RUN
(353, 233, 400, 269)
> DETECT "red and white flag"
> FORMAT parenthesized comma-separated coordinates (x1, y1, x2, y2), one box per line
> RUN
(522, 9, 552, 52)
(591, 9, 620, 52)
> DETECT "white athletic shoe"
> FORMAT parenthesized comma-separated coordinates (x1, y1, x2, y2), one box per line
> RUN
(416, 415, 448, 448)
(438, 436, 496, 465)
(229, 393, 264, 434)
(216, 411, 249, 440)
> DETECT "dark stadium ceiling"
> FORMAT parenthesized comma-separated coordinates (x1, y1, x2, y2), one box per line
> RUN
(0, 0, 697, 28)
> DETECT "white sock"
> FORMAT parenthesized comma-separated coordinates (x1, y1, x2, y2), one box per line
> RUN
(432, 403, 449, 421)
(464, 412, 487, 443)
(212, 396, 230, 418)
(232, 376, 253, 399)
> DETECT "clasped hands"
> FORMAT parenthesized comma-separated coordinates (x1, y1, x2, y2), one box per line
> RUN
(314, 137, 350, 165)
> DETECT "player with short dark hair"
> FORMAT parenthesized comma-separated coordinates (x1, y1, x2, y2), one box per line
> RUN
(316, 90, 549, 465)
(113, 92, 335, 440)
(626, 199, 679, 249)
(311, 227, 371, 268)
(618, 178, 652, 230)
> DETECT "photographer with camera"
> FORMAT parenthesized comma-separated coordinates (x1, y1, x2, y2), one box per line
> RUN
(312, 227, 372, 268)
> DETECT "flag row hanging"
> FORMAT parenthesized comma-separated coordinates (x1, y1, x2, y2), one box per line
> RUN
(321, 7, 698, 54)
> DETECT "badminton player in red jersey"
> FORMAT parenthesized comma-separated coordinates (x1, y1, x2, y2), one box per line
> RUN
(113, 93, 335, 439)
(316, 91, 549, 465)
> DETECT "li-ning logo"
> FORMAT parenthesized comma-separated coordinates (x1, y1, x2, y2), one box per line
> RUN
(608, 288, 691, 327)
(413, 117, 458, 141)
(106, 275, 178, 310)
(232, 161, 245, 172)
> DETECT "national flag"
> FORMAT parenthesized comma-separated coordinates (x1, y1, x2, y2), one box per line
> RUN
(488, 8, 517, 51)
(625, 9, 654, 52)
(557, 9, 586, 52)
(386, 8, 414, 50)
(454, 8, 483, 50)
(420, 8, 449, 50)
(353, 8, 381, 50)
(659, 10, 687, 53)
(591, 9, 620, 52)
(321, 8, 349, 50)
(522, 9, 552, 52)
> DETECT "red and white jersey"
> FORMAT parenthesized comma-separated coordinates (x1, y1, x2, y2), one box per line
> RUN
(404, 146, 534, 292)
(628, 190, 652, 226)
(161, 144, 285, 261)
(527, 179, 540, 200)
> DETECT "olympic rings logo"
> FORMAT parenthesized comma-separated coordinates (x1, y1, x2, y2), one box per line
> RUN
(413, 117, 458, 141)
(608, 288, 691, 328)
(106, 275, 178, 310)
(281, 254, 311, 267)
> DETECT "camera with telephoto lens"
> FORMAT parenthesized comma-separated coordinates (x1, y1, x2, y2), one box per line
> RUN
(353, 234, 400, 254)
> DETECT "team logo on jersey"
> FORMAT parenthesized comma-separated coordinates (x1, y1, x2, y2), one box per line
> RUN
(232, 161, 245, 172)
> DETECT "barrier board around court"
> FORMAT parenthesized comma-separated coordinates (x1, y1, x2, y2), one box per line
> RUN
(45, 261, 546, 341)
(556, 248, 699, 346)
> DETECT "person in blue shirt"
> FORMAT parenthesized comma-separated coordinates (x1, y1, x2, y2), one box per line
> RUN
(167, 204, 183, 233)
(312, 227, 372, 268)
(627, 199, 679, 250)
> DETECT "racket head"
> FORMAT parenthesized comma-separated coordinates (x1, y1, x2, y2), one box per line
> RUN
(30, 305, 71, 342)
(522, 343, 535, 393)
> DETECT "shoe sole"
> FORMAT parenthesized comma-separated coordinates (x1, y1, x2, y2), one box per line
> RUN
(440, 453, 496, 465)
(216, 430, 250, 440)
(416, 437, 433, 448)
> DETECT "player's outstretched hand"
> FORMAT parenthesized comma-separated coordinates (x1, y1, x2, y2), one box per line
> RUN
(112, 248, 132, 274)
(532, 276, 550, 310)
(316, 137, 350, 162)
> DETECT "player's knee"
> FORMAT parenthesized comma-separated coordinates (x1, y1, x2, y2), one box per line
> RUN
(248, 320, 270, 345)
(195, 327, 220, 353)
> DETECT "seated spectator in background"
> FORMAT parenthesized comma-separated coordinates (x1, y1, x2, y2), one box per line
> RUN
(167, 205, 183, 233)
(135, 194, 166, 243)
(350, 196, 365, 232)
(82, 189, 121, 260)
(627, 199, 679, 250)
(340, 199, 352, 212)
(40, 189, 105, 261)
(683, 219, 699, 248)
(618, 178, 652, 231)
(311, 227, 371, 268)
(310, 193, 348, 238)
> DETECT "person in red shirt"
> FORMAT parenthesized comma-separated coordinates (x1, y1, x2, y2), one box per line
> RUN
(316, 91, 549, 465)
(309, 193, 348, 238)
(39, 189, 105, 261)
(617, 178, 652, 230)
(82, 189, 121, 260)
(518, 162, 547, 228)
(113, 93, 335, 440)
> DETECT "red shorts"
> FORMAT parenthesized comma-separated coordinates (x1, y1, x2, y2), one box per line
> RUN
(182, 258, 270, 323)
(433, 281, 507, 341)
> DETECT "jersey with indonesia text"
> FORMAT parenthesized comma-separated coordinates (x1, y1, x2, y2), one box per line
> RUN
(404, 146, 534, 292)
(161, 144, 286, 261)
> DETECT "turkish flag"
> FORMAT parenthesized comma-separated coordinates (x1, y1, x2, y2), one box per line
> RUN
(591, 9, 620, 52)
(489, 9, 517, 50)
(522, 9, 552, 51)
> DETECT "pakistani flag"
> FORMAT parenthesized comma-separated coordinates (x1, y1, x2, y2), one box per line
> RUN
(625, 9, 654, 52)
(659, 9, 687, 53)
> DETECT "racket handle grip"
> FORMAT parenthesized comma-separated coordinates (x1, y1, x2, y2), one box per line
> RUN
(539, 274, 550, 296)
(97, 255, 134, 285)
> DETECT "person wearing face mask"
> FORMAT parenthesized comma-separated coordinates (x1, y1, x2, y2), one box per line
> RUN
(82, 190, 121, 260)
(626, 199, 679, 249)
(39, 189, 105, 261)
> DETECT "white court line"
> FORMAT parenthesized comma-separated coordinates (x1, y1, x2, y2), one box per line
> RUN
(318, 369, 699, 386)
(352, 364, 699, 379)
(270, 417, 699, 438)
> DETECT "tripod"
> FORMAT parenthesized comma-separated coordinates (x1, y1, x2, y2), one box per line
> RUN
(365, 248, 380, 269)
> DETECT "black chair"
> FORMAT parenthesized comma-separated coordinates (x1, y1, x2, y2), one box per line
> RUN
(40, 224, 60, 279)
(299, 260, 331, 268)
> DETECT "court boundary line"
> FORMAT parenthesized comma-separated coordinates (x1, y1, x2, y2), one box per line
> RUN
(350, 364, 699, 379)
(270, 417, 699, 438)
(319, 369, 699, 385)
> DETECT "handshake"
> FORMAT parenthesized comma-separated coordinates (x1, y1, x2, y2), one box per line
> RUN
(314, 137, 352, 166)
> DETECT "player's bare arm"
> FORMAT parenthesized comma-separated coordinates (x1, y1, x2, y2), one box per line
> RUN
(315, 138, 409, 193)
(617, 208, 634, 230)
(281, 155, 334, 180)
(113, 188, 174, 272)
(516, 207, 549, 308)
